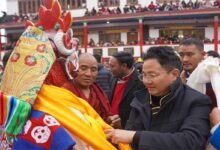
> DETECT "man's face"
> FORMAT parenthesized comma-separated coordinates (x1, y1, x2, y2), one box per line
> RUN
(75, 56, 98, 88)
(109, 56, 124, 78)
(142, 59, 178, 97)
(178, 44, 204, 73)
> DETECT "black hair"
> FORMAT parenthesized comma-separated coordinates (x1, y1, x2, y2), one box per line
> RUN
(143, 46, 182, 72)
(207, 50, 220, 58)
(93, 54, 101, 63)
(179, 38, 204, 51)
(112, 51, 134, 68)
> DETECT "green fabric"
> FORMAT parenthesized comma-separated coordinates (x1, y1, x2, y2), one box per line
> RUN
(5, 98, 31, 144)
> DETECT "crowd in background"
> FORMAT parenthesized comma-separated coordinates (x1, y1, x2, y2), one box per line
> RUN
(0, 12, 38, 23)
(84, 0, 220, 16)
(87, 36, 218, 48)
(1, 36, 217, 51)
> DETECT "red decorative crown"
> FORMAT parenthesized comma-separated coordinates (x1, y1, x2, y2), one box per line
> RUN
(26, 0, 72, 32)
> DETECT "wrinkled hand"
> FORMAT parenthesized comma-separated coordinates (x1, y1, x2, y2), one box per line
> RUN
(104, 129, 136, 144)
(210, 107, 220, 127)
(107, 115, 121, 129)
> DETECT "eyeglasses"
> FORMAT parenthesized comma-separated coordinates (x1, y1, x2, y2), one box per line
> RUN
(138, 73, 160, 82)
(139, 69, 173, 82)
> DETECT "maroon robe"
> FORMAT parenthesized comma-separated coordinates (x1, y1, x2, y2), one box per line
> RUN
(62, 81, 112, 120)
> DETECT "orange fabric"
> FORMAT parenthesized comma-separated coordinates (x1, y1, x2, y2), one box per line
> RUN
(34, 84, 131, 150)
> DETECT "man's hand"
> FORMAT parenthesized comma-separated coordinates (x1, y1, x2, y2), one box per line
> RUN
(107, 115, 121, 129)
(210, 107, 220, 127)
(104, 129, 136, 144)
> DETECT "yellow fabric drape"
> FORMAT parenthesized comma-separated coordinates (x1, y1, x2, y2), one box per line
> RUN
(34, 84, 131, 150)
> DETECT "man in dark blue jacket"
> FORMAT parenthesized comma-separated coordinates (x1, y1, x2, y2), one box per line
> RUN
(94, 54, 112, 96)
(105, 46, 211, 150)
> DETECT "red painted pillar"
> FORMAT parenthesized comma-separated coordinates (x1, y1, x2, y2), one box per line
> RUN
(139, 18, 143, 56)
(214, 16, 219, 52)
(83, 22, 88, 53)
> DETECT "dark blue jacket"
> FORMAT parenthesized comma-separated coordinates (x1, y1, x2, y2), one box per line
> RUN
(96, 64, 112, 96)
(126, 78, 211, 150)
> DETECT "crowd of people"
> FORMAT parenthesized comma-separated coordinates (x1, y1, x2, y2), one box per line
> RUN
(84, 0, 220, 16)
(0, 11, 38, 24)
(87, 36, 217, 48)
(0, 0, 220, 24)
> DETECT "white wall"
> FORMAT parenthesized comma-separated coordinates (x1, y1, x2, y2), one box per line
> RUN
(149, 28, 159, 38)
(120, 0, 127, 8)
(87, 0, 98, 10)
(6, 0, 18, 15)
(70, 9, 86, 18)
(0, 0, 7, 11)
(138, 0, 148, 7)
(205, 27, 220, 41)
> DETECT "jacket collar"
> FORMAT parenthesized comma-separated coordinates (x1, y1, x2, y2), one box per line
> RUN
(133, 77, 183, 106)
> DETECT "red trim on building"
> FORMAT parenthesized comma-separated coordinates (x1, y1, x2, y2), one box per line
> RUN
(139, 19, 143, 56)
(214, 16, 219, 52)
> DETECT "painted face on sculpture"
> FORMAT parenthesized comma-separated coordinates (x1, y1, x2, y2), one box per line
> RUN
(53, 29, 79, 56)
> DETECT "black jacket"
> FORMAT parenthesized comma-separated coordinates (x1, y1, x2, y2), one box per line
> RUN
(126, 78, 211, 150)
(109, 70, 145, 128)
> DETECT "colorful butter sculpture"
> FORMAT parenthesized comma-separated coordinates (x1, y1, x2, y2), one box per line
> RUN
(0, 26, 55, 142)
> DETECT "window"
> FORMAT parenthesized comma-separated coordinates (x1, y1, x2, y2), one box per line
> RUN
(124, 47, 134, 55)
(33, 1, 36, 12)
(28, 1, 32, 13)
(93, 49, 103, 56)
(108, 48, 118, 56)
(60, 0, 67, 10)
(99, 33, 121, 46)
(74, 35, 84, 47)
(37, 0, 41, 9)
(127, 0, 138, 5)
(127, 31, 138, 45)
(18, 0, 42, 14)
(98, 0, 119, 7)
(18, 1, 23, 14)
(159, 29, 205, 41)
(67, 0, 86, 9)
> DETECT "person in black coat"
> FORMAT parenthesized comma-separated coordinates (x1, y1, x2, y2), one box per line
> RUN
(108, 51, 144, 128)
(105, 46, 211, 150)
